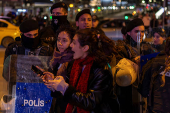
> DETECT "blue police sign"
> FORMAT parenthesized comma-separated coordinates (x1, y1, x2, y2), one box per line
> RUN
(15, 83, 52, 113)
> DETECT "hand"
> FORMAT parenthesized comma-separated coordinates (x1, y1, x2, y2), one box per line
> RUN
(45, 76, 69, 95)
(35, 66, 45, 77)
(34, 66, 48, 82)
(42, 71, 55, 82)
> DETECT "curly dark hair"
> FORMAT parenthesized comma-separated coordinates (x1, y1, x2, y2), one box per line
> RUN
(56, 26, 76, 41)
(55, 26, 76, 51)
(76, 28, 118, 67)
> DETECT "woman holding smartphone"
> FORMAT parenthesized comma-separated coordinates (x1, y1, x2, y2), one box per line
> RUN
(42, 28, 120, 113)
(44, 26, 76, 113)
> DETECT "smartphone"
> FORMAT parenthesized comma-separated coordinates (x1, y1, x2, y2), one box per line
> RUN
(31, 65, 44, 76)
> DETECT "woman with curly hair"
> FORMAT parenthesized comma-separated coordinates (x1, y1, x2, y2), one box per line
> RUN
(48, 26, 76, 77)
(41, 28, 120, 113)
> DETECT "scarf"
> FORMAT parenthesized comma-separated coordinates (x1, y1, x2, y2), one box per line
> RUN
(65, 56, 94, 113)
(50, 49, 74, 68)
(21, 34, 40, 49)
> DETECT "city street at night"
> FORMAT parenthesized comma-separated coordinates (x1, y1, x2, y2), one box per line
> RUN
(0, 0, 169, 112)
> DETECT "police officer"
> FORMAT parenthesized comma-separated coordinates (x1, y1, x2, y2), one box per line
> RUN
(50, 2, 70, 33)
(42, 2, 71, 48)
(4, 19, 53, 60)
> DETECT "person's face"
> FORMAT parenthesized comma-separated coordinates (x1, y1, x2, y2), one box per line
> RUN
(52, 8, 67, 16)
(127, 25, 145, 43)
(92, 20, 99, 28)
(23, 29, 39, 38)
(76, 14, 92, 30)
(153, 33, 165, 45)
(57, 31, 71, 53)
(70, 34, 88, 59)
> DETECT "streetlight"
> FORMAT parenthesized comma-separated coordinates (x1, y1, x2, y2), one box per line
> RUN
(69, 4, 74, 8)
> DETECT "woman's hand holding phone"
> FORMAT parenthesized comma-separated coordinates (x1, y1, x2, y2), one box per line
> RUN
(32, 65, 54, 82)
(45, 76, 69, 94)
(42, 71, 55, 82)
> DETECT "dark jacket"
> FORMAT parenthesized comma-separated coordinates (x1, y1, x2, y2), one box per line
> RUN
(49, 62, 68, 113)
(138, 52, 169, 112)
(116, 36, 149, 113)
(51, 20, 71, 33)
(141, 42, 159, 55)
(4, 40, 53, 61)
(117, 37, 156, 61)
(39, 26, 56, 49)
(138, 52, 166, 97)
(151, 42, 166, 52)
(116, 39, 139, 62)
(51, 61, 120, 113)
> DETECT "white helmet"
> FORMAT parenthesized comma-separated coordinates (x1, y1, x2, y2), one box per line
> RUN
(116, 58, 139, 87)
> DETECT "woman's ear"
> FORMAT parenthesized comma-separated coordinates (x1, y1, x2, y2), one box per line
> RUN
(82, 45, 89, 52)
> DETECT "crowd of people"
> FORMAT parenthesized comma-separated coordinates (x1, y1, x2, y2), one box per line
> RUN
(138, 12, 170, 37)
(5, 11, 48, 30)
(2, 1, 170, 113)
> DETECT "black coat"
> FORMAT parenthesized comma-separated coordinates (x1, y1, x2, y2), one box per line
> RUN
(116, 37, 151, 113)
(151, 42, 165, 52)
(138, 52, 170, 112)
(138, 52, 166, 97)
(49, 62, 68, 113)
(51, 61, 120, 113)
(4, 40, 53, 61)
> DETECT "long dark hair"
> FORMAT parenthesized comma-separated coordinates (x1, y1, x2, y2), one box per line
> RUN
(76, 28, 117, 67)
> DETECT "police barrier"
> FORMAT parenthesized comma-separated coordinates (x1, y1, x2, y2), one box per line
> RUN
(2, 55, 53, 113)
